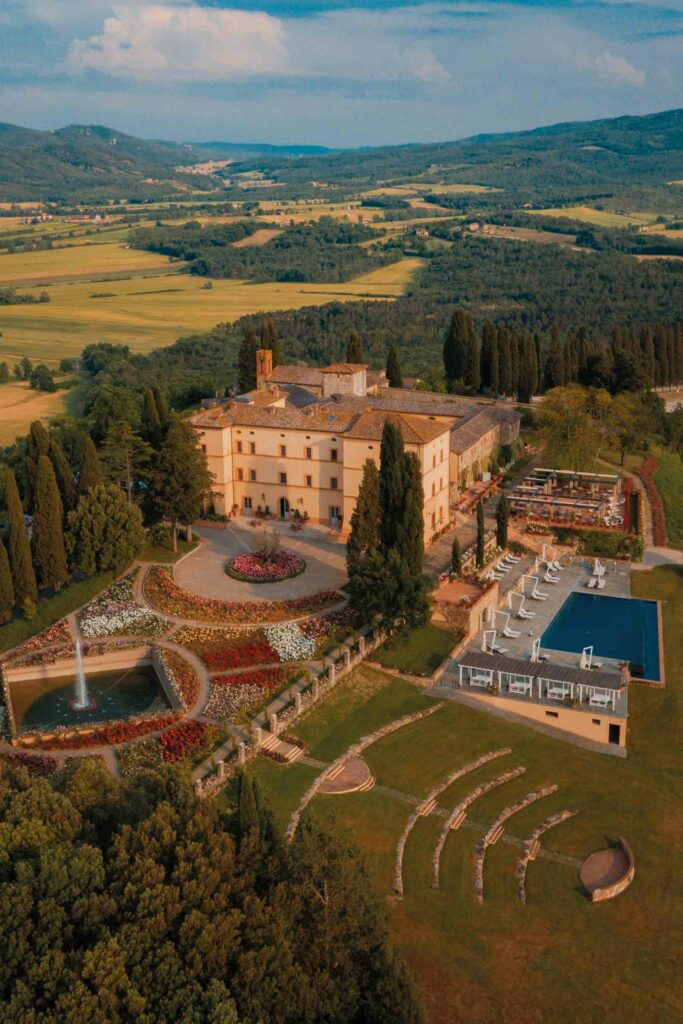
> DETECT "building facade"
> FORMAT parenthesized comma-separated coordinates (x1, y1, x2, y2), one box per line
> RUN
(191, 350, 521, 545)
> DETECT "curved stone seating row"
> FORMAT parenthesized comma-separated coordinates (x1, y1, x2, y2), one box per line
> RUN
(285, 702, 444, 842)
(393, 747, 512, 897)
(580, 836, 635, 902)
(517, 808, 578, 904)
(432, 766, 527, 889)
(474, 784, 558, 903)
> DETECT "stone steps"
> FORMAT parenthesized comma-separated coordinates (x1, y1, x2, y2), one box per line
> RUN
(261, 732, 304, 763)
(358, 775, 375, 793)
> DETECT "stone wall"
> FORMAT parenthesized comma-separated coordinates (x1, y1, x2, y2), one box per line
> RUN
(589, 836, 635, 902)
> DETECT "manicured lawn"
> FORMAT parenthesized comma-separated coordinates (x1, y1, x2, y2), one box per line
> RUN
(241, 566, 682, 1024)
(653, 449, 683, 549)
(374, 622, 458, 676)
(0, 571, 112, 653)
(138, 538, 199, 563)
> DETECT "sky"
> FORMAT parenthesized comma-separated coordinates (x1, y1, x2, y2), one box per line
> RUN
(0, 0, 681, 147)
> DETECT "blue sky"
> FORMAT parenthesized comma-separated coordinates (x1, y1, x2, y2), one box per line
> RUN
(0, 1, 681, 146)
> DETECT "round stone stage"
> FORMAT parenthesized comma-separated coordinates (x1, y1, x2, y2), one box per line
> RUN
(318, 756, 375, 795)
(580, 847, 629, 895)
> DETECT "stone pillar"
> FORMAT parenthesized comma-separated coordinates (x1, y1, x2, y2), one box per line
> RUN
(344, 649, 351, 672)
(269, 712, 278, 735)
(251, 723, 262, 748)
(217, 760, 227, 781)
(238, 741, 246, 765)
(294, 692, 302, 714)
(328, 663, 336, 686)
(358, 635, 366, 657)
(194, 780, 203, 798)
(312, 676, 320, 700)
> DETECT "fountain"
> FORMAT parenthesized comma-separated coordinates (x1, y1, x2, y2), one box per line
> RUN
(71, 640, 96, 711)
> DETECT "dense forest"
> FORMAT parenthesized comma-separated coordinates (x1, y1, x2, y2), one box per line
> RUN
(130, 217, 400, 282)
(0, 759, 421, 1024)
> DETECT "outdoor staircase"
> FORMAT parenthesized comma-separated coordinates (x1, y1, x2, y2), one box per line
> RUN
(357, 774, 375, 793)
(261, 732, 304, 764)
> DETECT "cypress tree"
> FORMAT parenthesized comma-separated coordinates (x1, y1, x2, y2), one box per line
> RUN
(6, 469, 36, 604)
(0, 536, 15, 622)
(24, 419, 50, 511)
(49, 438, 77, 515)
(443, 309, 474, 390)
(509, 334, 520, 396)
(79, 436, 103, 495)
(346, 460, 380, 570)
(397, 452, 424, 575)
(481, 321, 499, 393)
(153, 386, 171, 433)
(517, 335, 537, 404)
(140, 388, 163, 447)
(386, 345, 403, 388)
(238, 328, 259, 393)
(261, 318, 282, 367)
(544, 325, 565, 390)
(476, 499, 486, 568)
(495, 493, 509, 549)
(150, 418, 213, 551)
(237, 771, 259, 843)
(498, 328, 512, 395)
(464, 328, 481, 392)
(32, 455, 68, 590)
(346, 330, 364, 363)
(379, 420, 405, 555)
(451, 536, 462, 577)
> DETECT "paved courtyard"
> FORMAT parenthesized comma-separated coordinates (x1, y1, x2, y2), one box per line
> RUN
(176, 521, 348, 602)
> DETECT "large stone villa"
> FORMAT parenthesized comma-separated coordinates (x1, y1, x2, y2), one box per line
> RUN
(191, 349, 521, 542)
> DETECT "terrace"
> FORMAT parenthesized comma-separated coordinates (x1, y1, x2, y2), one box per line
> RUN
(508, 468, 624, 529)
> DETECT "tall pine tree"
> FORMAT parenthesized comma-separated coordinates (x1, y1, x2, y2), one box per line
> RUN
(238, 328, 259, 393)
(397, 452, 424, 575)
(379, 420, 405, 554)
(151, 418, 213, 550)
(24, 419, 50, 512)
(443, 309, 475, 391)
(49, 438, 77, 516)
(544, 325, 565, 390)
(140, 388, 163, 447)
(32, 456, 68, 590)
(495, 493, 509, 549)
(6, 469, 36, 605)
(79, 436, 103, 496)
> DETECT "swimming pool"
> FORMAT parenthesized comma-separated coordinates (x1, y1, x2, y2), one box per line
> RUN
(541, 592, 660, 681)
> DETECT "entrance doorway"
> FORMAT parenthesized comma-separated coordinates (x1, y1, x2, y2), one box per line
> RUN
(279, 497, 290, 519)
(608, 723, 621, 745)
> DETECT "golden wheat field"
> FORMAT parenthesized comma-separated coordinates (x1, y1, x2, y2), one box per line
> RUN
(0, 382, 68, 445)
(0, 241, 176, 286)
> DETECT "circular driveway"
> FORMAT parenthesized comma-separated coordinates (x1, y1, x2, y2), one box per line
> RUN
(176, 523, 348, 602)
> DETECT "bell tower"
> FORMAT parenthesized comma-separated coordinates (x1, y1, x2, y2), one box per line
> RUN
(256, 348, 273, 386)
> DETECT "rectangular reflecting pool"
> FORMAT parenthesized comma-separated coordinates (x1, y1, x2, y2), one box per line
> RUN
(10, 665, 170, 734)
(541, 592, 660, 681)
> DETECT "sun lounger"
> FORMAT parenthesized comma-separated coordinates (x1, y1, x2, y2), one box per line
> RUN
(502, 626, 522, 639)
(517, 608, 535, 619)
(489, 643, 508, 655)
(596, 578, 606, 589)
(587, 578, 598, 589)
(543, 573, 560, 584)
(530, 591, 547, 601)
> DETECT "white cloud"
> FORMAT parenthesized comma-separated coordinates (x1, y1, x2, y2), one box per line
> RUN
(595, 50, 646, 86)
(406, 44, 450, 84)
(66, 3, 290, 81)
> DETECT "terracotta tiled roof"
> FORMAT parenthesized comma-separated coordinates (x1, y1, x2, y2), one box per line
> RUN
(344, 410, 449, 445)
(239, 389, 284, 406)
(449, 411, 500, 453)
(268, 365, 324, 387)
(321, 362, 367, 373)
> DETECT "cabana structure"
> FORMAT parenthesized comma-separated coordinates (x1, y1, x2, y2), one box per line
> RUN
(440, 650, 627, 751)
(509, 467, 624, 529)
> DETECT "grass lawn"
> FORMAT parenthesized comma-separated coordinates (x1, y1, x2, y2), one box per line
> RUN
(653, 448, 683, 549)
(242, 566, 683, 1024)
(528, 205, 657, 228)
(374, 622, 458, 676)
(137, 538, 199, 563)
(0, 571, 112, 653)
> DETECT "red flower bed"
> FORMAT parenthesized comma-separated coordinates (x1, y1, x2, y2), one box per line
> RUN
(212, 666, 288, 689)
(159, 720, 209, 762)
(225, 549, 305, 583)
(204, 640, 279, 671)
(36, 712, 180, 750)
(162, 650, 201, 709)
(634, 456, 666, 546)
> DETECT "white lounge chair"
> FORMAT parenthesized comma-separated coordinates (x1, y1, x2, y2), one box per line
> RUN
(543, 572, 560, 584)
(530, 591, 547, 601)
(587, 578, 598, 589)
(489, 642, 508, 655)
(518, 608, 535, 620)
(505, 553, 521, 562)
(596, 578, 606, 590)
(548, 559, 563, 572)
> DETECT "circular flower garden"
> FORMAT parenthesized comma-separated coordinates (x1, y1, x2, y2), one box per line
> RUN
(225, 549, 306, 584)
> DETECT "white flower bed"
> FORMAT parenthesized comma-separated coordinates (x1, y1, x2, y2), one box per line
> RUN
(263, 623, 316, 662)
(205, 682, 264, 721)
(80, 606, 168, 639)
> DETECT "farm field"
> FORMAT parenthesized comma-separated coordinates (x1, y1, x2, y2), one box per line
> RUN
(361, 182, 500, 197)
(0, 256, 423, 367)
(528, 205, 658, 227)
(0, 240, 175, 285)
(484, 224, 577, 246)
(0, 381, 67, 445)
(248, 566, 682, 1024)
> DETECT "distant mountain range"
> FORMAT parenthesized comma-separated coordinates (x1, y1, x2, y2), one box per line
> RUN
(0, 109, 681, 203)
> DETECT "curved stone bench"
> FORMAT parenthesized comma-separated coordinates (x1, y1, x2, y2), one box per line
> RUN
(285, 702, 444, 842)
(580, 836, 634, 902)
(474, 784, 558, 904)
(432, 766, 527, 889)
(392, 748, 512, 897)
(517, 808, 578, 903)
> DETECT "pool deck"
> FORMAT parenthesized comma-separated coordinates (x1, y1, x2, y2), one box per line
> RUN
(471, 555, 632, 675)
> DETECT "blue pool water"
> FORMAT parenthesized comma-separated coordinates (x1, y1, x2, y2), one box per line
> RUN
(541, 593, 660, 680)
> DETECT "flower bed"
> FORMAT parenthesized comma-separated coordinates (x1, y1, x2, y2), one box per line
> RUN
(1, 619, 73, 666)
(145, 566, 339, 624)
(264, 623, 316, 662)
(34, 711, 181, 751)
(158, 648, 201, 709)
(1, 751, 59, 776)
(159, 720, 209, 762)
(79, 569, 169, 639)
(205, 667, 292, 721)
(225, 549, 305, 583)
(634, 456, 667, 546)
(204, 638, 279, 671)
